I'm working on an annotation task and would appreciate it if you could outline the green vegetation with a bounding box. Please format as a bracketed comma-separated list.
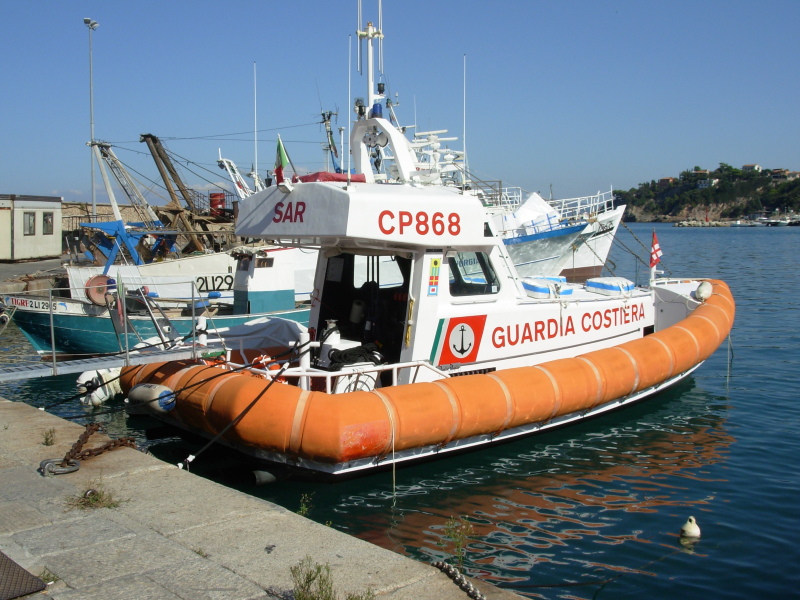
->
[614, 163, 800, 220]
[41, 428, 56, 446]
[39, 567, 59, 585]
[297, 492, 315, 517]
[290, 556, 375, 600]
[65, 481, 124, 510]
[439, 516, 475, 571]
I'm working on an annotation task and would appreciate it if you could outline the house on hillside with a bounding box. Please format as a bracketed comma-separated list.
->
[697, 178, 719, 189]
[742, 164, 762, 172]
[0, 195, 63, 261]
[770, 169, 798, 184]
[658, 177, 676, 188]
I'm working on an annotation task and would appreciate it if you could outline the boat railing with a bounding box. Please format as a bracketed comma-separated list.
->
[237, 358, 450, 394]
[549, 188, 616, 221]
[494, 212, 574, 238]
[2, 280, 207, 374]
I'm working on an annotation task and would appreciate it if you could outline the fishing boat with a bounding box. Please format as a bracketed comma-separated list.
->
[63, 142, 316, 306]
[2, 138, 318, 357]
[547, 189, 626, 281]
[116, 12, 734, 479]
[3, 246, 310, 357]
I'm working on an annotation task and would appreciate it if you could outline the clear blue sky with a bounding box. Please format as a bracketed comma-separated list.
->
[2, 0, 798, 204]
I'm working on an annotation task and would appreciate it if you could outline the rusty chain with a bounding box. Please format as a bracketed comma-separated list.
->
[40, 423, 137, 476]
[63, 423, 137, 462]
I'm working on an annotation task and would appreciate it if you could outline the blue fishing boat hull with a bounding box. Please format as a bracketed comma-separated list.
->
[9, 307, 310, 357]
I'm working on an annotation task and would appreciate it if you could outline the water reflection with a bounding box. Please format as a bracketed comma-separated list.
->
[272, 383, 734, 597]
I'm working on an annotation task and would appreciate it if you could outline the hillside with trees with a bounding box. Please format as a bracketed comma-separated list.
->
[614, 163, 800, 222]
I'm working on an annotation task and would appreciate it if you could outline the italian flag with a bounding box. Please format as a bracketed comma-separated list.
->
[274, 135, 289, 183]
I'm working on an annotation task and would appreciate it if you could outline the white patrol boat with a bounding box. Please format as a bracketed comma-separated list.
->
[117, 17, 734, 479]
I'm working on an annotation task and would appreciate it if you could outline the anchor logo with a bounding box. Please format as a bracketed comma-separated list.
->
[433, 315, 487, 365]
[449, 323, 475, 357]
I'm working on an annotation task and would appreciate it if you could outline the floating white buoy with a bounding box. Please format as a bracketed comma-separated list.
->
[680, 516, 701, 538]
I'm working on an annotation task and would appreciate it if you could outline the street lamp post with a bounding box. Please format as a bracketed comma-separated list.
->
[84, 18, 99, 218]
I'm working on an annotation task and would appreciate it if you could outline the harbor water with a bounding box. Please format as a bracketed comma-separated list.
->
[1, 222, 798, 599]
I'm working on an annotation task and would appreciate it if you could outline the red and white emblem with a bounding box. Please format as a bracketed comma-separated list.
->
[433, 315, 487, 365]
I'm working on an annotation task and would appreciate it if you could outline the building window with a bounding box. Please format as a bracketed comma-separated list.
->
[43, 212, 54, 235]
[23, 212, 35, 236]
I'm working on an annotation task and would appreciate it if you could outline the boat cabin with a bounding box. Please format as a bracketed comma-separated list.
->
[236, 165, 654, 387]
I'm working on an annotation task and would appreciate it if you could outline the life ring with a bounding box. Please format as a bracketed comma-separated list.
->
[85, 274, 114, 306]
[267, 361, 287, 383]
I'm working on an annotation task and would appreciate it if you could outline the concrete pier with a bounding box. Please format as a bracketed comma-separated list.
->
[0, 399, 520, 600]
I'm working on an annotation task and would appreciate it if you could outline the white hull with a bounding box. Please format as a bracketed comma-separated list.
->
[559, 205, 625, 281]
[67, 247, 318, 304]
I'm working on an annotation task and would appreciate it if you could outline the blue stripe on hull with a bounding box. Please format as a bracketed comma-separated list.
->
[502, 223, 586, 245]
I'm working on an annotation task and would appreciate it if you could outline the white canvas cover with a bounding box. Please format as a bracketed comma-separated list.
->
[501, 192, 562, 232]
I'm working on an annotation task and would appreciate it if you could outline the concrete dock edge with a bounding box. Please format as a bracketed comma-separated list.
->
[0, 398, 521, 600]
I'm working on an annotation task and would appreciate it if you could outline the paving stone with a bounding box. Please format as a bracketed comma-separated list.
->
[13, 515, 136, 558]
[41, 531, 198, 589]
[47, 572, 183, 600]
[0, 500, 53, 535]
[169, 511, 433, 596]
[108, 467, 283, 536]
[71, 447, 174, 481]
[146, 561, 269, 600]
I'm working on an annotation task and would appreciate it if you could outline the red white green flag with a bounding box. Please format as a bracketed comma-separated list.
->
[274, 136, 289, 183]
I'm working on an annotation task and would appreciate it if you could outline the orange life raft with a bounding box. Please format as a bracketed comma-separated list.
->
[120, 280, 734, 469]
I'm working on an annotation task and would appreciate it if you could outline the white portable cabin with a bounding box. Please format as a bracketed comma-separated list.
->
[0, 195, 63, 261]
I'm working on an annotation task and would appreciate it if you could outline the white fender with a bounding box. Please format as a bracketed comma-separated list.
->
[126, 383, 176, 414]
[77, 368, 122, 407]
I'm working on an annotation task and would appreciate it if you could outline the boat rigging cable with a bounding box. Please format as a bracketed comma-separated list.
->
[167, 342, 316, 471]
[95, 146, 180, 206]
[616, 221, 674, 276]
[151, 120, 321, 142]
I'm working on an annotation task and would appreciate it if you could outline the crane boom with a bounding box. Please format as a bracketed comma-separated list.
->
[217, 152, 254, 200]
[97, 143, 161, 229]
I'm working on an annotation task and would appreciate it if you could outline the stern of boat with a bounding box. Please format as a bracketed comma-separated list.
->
[651, 278, 707, 331]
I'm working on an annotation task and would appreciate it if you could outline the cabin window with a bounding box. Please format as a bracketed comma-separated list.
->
[43, 212, 54, 235]
[23, 212, 35, 236]
[353, 255, 405, 289]
[236, 256, 252, 271]
[448, 251, 500, 296]
[255, 256, 274, 269]
[317, 252, 412, 365]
